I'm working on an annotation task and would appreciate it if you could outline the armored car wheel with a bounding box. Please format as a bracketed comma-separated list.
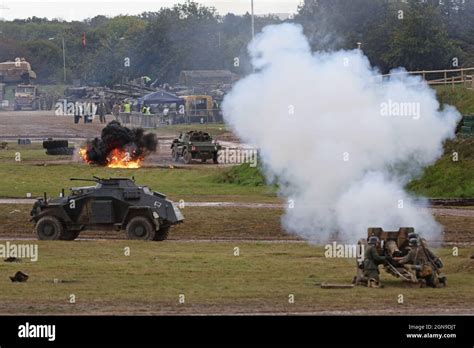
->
[183, 150, 192, 164]
[153, 226, 170, 241]
[171, 148, 179, 162]
[60, 229, 80, 241]
[35, 216, 64, 240]
[126, 217, 156, 240]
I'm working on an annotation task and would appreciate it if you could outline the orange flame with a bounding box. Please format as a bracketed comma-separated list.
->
[80, 147, 143, 168]
[106, 148, 143, 168]
[79, 148, 90, 163]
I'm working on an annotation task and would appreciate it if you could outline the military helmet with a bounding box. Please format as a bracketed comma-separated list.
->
[368, 236, 379, 245]
[408, 232, 420, 240]
[409, 238, 419, 246]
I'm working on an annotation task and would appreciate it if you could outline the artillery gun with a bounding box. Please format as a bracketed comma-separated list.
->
[358, 227, 417, 282]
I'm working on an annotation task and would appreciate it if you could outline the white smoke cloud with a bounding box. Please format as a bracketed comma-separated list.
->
[222, 23, 461, 243]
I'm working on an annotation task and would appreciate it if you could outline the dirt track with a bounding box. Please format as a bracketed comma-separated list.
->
[0, 110, 104, 139]
[2, 198, 474, 217]
[2, 200, 473, 245]
[0, 110, 246, 166]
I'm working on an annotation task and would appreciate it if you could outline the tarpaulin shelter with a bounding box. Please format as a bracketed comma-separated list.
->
[137, 90, 184, 105]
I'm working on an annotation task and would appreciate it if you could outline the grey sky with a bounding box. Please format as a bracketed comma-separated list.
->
[0, 0, 302, 20]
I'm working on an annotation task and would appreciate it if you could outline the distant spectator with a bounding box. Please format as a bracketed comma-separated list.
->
[123, 101, 131, 114]
[98, 101, 107, 123]
[142, 103, 151, 115]
[74, 101, 82, 124]
[112, 102, 121, 120]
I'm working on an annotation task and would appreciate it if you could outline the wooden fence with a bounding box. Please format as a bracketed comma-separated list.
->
[382, 67, 474, 89]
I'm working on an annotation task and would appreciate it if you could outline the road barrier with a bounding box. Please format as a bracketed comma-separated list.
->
[117, 109, 222, 128]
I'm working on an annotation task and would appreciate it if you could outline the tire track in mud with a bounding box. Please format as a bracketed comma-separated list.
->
[0, 237, 469, 246]
[1, 198, 474, 217]
[1, 199, 473, 245]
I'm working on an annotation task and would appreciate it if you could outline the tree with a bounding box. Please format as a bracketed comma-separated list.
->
[382, 1, 457, 71]
[0, 38, 27, 62]
[21, 40, 62, 83]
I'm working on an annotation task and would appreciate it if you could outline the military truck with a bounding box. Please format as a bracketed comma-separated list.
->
[30, 177, 184, 241]
[171, 130, 221, 164]
[14, 84, 40, 110]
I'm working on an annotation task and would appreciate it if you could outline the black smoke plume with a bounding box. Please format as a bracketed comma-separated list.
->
[83, 121, 157, 165]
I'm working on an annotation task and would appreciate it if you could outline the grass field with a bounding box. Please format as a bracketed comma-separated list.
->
[3, 126, 474, 201]
[0, 163, 277, 202]
[0, 142, 277, 201]
[0, 241, 472, 315]
[0, 142, 72, 161]
[407, 137, 474, 198]
[435, 86, 474, 115]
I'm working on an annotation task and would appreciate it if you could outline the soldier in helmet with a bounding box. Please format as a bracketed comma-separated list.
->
[395, 232, 420, 257]
[394, 238, 443, 287]
[358, 236, 388, 288]
[408, 232, 428, 247]
[406, 233, 445, 278]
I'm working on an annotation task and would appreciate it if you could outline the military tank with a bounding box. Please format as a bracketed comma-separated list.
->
[30, 177, 184, 241]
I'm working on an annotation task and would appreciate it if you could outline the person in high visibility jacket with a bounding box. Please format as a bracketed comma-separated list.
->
[123, 101, 131, 114]
[142, 76, 152, 87]
[141, 104, 151, 115]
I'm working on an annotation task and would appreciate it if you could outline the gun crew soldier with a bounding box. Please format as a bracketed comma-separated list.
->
[393, 238, 446, 288]
[355, 236, 389, 288]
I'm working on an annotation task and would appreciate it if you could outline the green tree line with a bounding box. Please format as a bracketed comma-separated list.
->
[0, 0, 472, 85]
